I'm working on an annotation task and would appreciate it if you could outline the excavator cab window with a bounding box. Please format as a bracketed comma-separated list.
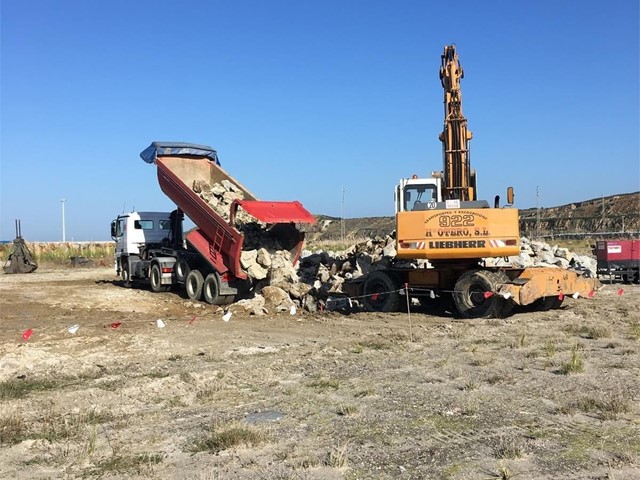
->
[404, 185, 437, 211]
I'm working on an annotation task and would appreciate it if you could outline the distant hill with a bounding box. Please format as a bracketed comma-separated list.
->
[311, 191, 640, 241]
[519, 191, 640, 238]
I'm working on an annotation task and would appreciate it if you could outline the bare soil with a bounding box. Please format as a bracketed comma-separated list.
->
[1, 267, 639, 479]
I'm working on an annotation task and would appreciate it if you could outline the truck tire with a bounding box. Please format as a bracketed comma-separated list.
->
[176, 258, 190, 283]
[203, 273, 220, 305]
[453, 269, 513, 319]
[150, 264, 170, 293]
[363, 271, 401, 312]
[185, 270, 204, 301]
[121, 259, 132, 288]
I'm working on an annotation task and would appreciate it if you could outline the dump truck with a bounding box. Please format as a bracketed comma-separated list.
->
[594, 239, 640, 284]
[360, 46, 598, 318]
[111, 142, 316, 304]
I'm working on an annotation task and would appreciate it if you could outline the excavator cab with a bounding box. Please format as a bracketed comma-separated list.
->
[395, 177, 442, 213]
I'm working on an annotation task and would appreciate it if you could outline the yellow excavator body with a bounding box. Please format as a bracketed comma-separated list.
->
[396, 207, 520, 260]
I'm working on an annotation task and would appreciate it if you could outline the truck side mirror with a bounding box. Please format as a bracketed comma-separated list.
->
[110, 221, 117, 239]
[506, 187, 514, 205]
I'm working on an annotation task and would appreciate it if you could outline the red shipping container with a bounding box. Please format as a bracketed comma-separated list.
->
[595, 240, 640, 283]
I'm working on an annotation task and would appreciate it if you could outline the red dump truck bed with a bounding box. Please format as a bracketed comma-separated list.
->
[154, 154, 315, 281]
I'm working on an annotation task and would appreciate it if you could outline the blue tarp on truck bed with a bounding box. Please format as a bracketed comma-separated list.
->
[140, 142, 220, 165]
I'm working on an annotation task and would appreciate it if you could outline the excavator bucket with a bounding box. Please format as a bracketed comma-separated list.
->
[2, 220, 38, 274]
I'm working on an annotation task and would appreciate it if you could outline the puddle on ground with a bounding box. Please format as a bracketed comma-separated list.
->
[245, 410, 285, 424]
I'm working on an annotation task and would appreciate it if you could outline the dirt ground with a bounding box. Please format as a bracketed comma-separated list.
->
[0, 267, 639, 480]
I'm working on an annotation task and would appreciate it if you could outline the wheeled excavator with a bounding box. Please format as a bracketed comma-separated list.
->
[361, 45, 597, 318]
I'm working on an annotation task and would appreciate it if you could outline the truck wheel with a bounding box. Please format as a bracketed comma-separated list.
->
[453, 270, 513, 319]
[150, 264, 169, 293]
[203, 273, 220, 305]
[363, 271, 401, 312]
[176, 258, 190, 283]
[121, 260, 132, 288]
[185, 270, 204, 301]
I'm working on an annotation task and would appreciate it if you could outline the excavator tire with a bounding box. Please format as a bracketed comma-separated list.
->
[453, 269, 514, 319]
[363, 270, 401, 312]
[185, 270, 204, 301]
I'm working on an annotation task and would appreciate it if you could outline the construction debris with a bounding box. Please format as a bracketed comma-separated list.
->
[192, 179, 596, 314]
[485, 236, 597, 275]
[193, 180, 297, 284]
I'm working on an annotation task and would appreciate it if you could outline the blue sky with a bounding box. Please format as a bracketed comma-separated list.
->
[1, 0, 638, 241]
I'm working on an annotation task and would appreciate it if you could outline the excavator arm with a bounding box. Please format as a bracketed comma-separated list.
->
[439, 45, 475, 201]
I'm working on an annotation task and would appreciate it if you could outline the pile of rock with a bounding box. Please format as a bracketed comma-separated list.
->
[485, 236, 597, 276]
[192, 179, 254, 225]
[193, 179, 298, 284]
[189, 180, 599, 315]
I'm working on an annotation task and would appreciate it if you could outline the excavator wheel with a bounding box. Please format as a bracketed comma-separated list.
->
[453, 269, 514, 319]
[363, 271, 401, 312]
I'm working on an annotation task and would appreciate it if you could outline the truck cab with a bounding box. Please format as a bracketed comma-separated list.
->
[111, 212, 172, 257]
[111, 211, 175, 285]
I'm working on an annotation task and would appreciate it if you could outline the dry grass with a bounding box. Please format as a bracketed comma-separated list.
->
[307, 378, 340, 391]
[560, 344, 585, 374]
[85, 452, 163, 477]
[0, 242, 114, 265]
[562, 393, 631, 420]
[0, 378, 61, 400]
[493, 435, 525, 459]
[336, 404, 358, 416]
[0, 415, 26, 446]
[485, 461, 513, 480]
[325, 442, 349, 468]
[192, 423, 267, 453]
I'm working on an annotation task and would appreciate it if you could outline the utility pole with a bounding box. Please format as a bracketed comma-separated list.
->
[61, 199, 66, 242]
[340, 187, 346, 242]
[536, 186, 540, 239]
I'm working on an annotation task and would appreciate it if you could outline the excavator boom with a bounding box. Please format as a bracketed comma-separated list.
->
[439, 45, 474, 201]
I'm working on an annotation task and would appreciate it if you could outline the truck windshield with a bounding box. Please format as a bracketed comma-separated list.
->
[404, 185, 437, 211]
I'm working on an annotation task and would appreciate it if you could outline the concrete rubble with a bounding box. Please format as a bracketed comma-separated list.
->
[485, 236, 597, 275]
[192, 177, 596, 314]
